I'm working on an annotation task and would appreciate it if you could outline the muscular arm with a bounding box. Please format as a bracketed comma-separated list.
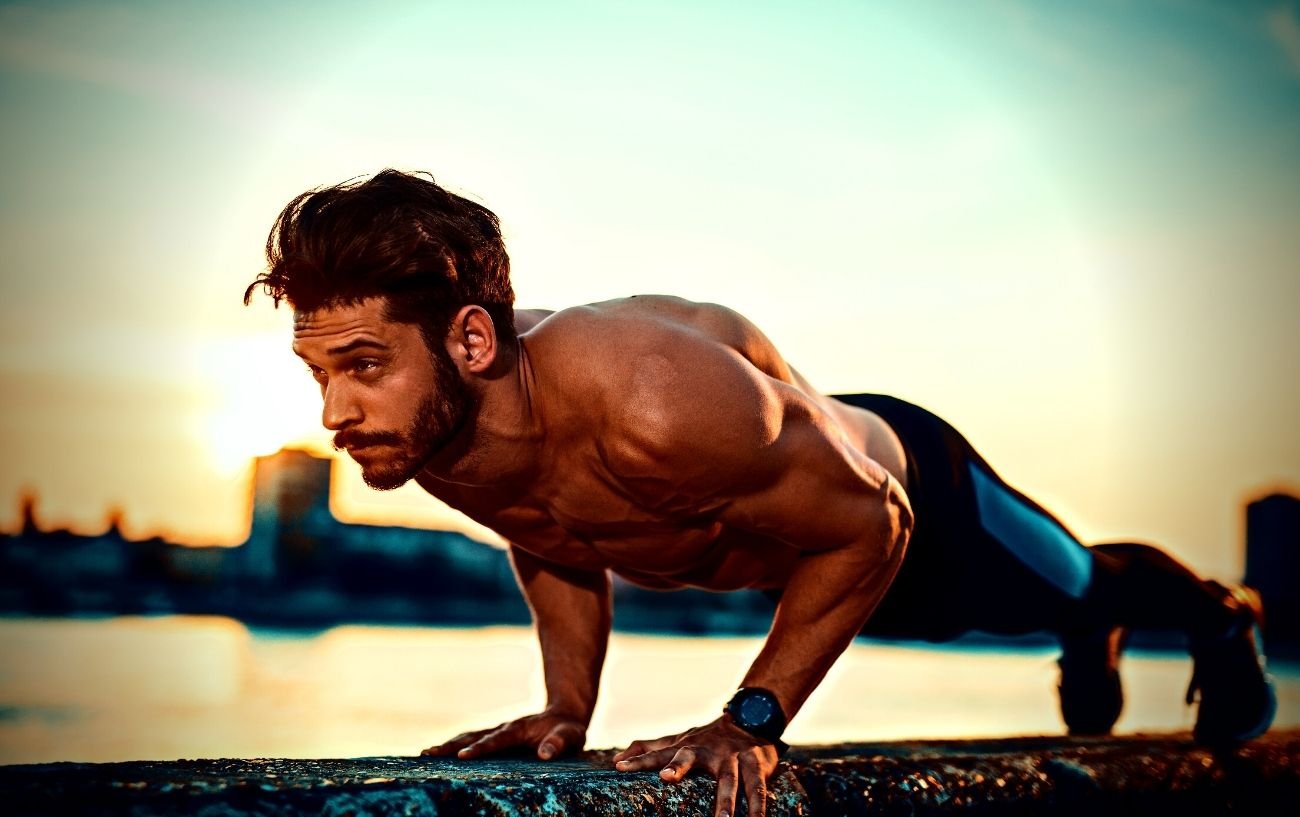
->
[728, 412, 912, 722]
[609, 345, 912, 817]
[423, 544, 611, 761]
[648, 387, 910, 716]
[511, 544, 612, 724]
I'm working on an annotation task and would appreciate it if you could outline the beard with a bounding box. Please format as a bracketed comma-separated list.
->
[332, 349, 474, 490]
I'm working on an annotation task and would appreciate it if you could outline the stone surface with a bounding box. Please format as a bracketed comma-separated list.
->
[2, 731, 1298, 816]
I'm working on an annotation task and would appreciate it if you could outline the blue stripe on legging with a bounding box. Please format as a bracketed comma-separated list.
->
[969, 463, 1093, 600]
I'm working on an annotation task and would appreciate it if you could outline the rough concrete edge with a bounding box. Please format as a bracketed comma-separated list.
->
[787, 731, 1300, 816]
[2, 731, 1298, 816]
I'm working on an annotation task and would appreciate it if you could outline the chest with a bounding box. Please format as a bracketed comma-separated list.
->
[428, 467, 727, 574]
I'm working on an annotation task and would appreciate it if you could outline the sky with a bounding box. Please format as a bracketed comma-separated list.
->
[1, 0, 1297, 579]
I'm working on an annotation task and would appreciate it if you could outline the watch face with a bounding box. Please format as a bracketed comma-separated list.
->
[727, 688, 786, 743]
[737, 692, 775, 727]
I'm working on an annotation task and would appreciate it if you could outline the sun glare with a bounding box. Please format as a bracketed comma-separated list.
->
[196, 335, 328, 476]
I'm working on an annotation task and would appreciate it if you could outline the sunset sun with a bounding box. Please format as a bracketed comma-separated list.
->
[196, 335, 328, 476]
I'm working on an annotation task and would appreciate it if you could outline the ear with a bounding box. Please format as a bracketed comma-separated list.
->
[445, 305, 499, 374]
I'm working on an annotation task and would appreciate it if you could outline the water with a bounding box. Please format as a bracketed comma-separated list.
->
[1, 616, 1296, 765]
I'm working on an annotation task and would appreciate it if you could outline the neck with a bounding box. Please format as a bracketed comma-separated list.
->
[421, 337, 545, 487]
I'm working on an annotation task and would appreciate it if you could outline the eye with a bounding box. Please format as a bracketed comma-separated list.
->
[306, 364, 327, 383]
[352, 358, 381, 376]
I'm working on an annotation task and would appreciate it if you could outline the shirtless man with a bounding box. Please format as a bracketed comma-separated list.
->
[246, 170, 1276, 817]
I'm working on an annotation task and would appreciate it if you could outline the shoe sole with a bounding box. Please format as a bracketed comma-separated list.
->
[1194, 673, 1277, 744]
[1191, 596, 1277, 745]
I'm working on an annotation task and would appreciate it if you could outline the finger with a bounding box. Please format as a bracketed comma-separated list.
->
[714, 755, 739, 817]
[611, 741, 643, 763]
[658, 747, 697, 783]
[421, 729, 492, 756]
[458, 725, 519, 758]
[612, 734, 678, 762]
[614, 746, 682, 773]
[537, 721, 584, 760]
[740, 754, 769, 817]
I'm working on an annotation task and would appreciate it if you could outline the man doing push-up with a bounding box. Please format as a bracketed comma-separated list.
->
[245, 169, 1276, 817]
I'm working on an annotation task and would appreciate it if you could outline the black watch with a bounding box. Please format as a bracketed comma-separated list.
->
[724, 687, 789, 755]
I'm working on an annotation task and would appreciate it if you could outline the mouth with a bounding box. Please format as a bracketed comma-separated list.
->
[334, 431, 406, 461]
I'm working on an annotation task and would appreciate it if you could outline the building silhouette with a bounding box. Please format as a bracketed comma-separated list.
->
[1245, 492, 1300, 651]
[243, 448, 334, 583]
[236, 448, 523, 610]
[0, 448, 526, 624]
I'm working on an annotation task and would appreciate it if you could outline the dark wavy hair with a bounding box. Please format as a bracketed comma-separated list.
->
[244, 169, 515, 348]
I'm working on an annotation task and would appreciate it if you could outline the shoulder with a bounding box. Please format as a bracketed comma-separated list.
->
[526, 295, 782, 376]
[525, 295, 703, 339]
[531, 297, 793, 500]
[514, 308, 555, 334]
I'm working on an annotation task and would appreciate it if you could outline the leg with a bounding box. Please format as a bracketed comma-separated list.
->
[1073, 542, 1275, 741]
[965, 488, 1277, 740]
[833, 394, 1276, 741]
[947, 467, 1133, 733]
[1079, 542, 1242, 635]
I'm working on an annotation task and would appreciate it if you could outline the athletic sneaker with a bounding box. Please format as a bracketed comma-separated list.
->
[1057, 625, 1128, 735]
[1186, 584, 1277, 744]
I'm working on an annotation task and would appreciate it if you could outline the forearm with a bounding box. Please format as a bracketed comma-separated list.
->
[510, 545, 612, 722]
[741, 496, 911, 721]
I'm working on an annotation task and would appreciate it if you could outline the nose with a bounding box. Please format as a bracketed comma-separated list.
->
[322, 381, 362, 431]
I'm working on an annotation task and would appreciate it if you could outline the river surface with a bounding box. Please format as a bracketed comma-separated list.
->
[1, 615, 1297, 764]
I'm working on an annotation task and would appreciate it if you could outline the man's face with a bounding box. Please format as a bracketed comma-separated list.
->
[292, 297, 472, 490]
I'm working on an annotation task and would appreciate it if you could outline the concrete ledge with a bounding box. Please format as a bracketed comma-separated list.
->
[3, 730, 1298, 816]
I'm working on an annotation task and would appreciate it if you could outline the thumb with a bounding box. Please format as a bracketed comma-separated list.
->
[537, 721, 582, 760]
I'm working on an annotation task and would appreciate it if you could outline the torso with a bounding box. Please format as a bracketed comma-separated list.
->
[418, 296, 909, 593]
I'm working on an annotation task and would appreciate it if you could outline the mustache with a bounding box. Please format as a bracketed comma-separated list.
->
[332, 429, 404, 451]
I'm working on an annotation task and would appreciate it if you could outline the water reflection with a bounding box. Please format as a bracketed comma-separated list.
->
[1, 616, 248, 707]
[1, 616, 1297, 764]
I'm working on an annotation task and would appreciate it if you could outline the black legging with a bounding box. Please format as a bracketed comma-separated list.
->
[828, 394, 1234, 641]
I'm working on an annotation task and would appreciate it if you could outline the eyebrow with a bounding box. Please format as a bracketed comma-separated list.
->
[325, 338, 389, 357]
[294, 338, 390, 361]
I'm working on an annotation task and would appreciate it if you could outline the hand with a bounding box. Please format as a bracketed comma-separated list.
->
[612, 716, 781, 817]
[420, 709, 587, 761]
